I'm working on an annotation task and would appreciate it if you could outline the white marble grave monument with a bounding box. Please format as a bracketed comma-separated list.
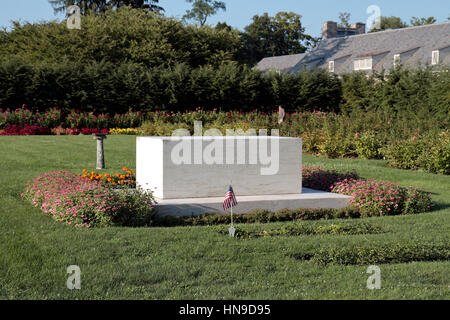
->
[136, 136, 350, 216]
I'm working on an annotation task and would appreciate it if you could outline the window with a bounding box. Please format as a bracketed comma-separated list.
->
[432, 50, 439, 65]
[354, 57, 373, 70]
[393, 54, 401, 67]
[328, 61, 335, 73]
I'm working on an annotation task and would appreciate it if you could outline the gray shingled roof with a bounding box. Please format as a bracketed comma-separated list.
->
[257, 22, 450, 74]
[255, 53, 306, 73]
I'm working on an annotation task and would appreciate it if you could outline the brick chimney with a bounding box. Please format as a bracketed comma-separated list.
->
[322, 21, 366, 39]
[322, 21, 337, 39]
[351, 22, 366, 35]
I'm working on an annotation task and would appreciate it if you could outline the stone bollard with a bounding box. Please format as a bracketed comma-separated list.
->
[93, 133, 107, 169]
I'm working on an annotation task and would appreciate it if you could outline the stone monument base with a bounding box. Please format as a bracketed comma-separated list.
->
[155, 188, 351, 216]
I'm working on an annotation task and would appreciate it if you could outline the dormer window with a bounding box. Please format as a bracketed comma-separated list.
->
[432, 50, 439, 65]
[328, 61, 335, 73]
[354, 57, 373, 70]
[393, 54, 401, 67]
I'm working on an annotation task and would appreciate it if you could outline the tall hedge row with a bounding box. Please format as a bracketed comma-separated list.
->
[0, 58, 448, 120]
[0, 58, 342, 114]
[341, 66, 450, 123]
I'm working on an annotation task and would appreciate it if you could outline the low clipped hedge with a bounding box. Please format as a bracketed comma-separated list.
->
[216, 222, 384, 239]
[293, 242, 450, 266]
[153, 207, 361, 227]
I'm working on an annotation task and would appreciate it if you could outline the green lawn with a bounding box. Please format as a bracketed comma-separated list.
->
[0, 135, 449, 299]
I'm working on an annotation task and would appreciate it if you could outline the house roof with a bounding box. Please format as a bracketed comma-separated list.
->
[255, 53, 306, 73]
[256, 21, 450, 74]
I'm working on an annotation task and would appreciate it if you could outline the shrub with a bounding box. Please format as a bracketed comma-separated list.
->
[113, 110, 144, 128]
[35, 107, 62, 128]
[383, 134, 426, 170]
[317, 127, 356, 158]
[0, 7, 241, 68]
[21, 171, 155, 227]
[304, 242, 450, 265]
[66, 110, 97, 128]
[384, 130, 449, 174]
[302, 166, 359, 192]
[50, 127, 109, 135]
[332, 178, 432, 216]
[80, 167, 136, 188]
[94, 113, 111, 129]
[109, 128, 139, 135]
[153, 207, 361, 227]
[51, 127, 76, 135]
[0, 124, 51, 135]
[301, 130, 326, 154]
[426, 131, 450, 175]
[216, 222, 383, 239]
[138, 121, 192, 136]
[354, 131, 383, 159]
[0, 106, 35, 127]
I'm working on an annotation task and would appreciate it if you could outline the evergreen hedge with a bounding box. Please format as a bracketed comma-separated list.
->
[0, 60, 448, 119]
[0, 58, 342, 114]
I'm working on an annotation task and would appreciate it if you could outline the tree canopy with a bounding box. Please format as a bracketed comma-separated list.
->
[369, 16, 436, 32]
[183, 0, 226, 26]
[338, 12, 351, 28]
[238, 12, 315, 65]
[410, 16, 437, 26]
[48, 0, 107, 15]
[48, 0, 163, 15]
[0, 7, 239, 68]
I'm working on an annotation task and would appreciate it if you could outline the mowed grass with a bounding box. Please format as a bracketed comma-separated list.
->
[0, 135, 449, 300]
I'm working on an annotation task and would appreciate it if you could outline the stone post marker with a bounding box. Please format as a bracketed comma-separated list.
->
[93, 133, 107, 169]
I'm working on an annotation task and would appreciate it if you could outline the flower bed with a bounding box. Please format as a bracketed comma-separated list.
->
[51, 127, 109, 135]
[21, 171, 155, 227]
[302, 166, 359, 191]
[1, 106, 447, 174]
[109, 128, 138, 135]
[0, 124, 51, 135]
[331, 178, 432, 217]
[81, 167, 136, 188]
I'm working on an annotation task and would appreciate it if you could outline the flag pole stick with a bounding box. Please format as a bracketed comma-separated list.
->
[231, 205, 233, 228]
[230, 181, 233, 228]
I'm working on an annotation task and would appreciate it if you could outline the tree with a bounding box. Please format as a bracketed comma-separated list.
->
[410, 16, 436, 26]
[108, 0, 163, 12]
[48, 0, 163, 15]
[183, 0, 226, 26]
[215, 21, 233, 32]
[338, 12, 351, 28]
[48, 0, 108, 15]
[1, 7, 240, 68]
[369, 16, 408, 32]
[239, 12, 315, 65]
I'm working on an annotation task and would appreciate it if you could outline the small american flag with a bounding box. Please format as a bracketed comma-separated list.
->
[223, 185, 237, 211]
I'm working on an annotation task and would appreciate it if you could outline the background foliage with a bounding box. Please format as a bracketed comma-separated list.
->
[0, 7, 240, 68]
